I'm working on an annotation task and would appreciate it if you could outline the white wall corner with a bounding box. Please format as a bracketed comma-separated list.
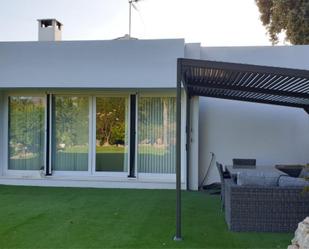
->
[184, 43, 201, 59]
[183, 43, 201, 189]
[188, 96, 199, 190]
[198, 98, 309, 185]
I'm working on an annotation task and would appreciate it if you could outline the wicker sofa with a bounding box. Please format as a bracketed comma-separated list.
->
[224, 178, 309, 232]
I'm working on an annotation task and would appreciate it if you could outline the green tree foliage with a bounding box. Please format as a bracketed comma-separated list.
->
[96, 97, 125, 146]
[9, 97, 44, 156]
[138, 97, 176, 145]
[55, 96, 89, 148]
[255, 0, 309, 44]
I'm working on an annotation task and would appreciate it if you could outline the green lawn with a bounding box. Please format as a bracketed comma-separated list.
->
[0, 186, 292, 249]
[64, 145, 172, 155]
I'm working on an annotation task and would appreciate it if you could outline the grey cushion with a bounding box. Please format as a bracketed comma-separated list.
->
[278, 176, 309, 187]
[299, 167, 309, 178]
[237, 172, 278, 187]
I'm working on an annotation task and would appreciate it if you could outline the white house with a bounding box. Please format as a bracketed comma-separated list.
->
[0, 19, 308, 190]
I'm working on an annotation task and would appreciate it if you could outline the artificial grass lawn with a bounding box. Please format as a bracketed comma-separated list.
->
[0, 186, 292, 249]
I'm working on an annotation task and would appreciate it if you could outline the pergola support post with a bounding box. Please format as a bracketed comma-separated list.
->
[186, 93, 191, 191]
[174, 60, 182, 241]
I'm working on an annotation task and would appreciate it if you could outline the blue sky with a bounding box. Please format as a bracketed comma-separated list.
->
[0, 0, 279, 46]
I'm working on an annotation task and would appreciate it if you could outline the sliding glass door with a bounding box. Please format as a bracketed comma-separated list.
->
[95, 97, 128, 173]
[52, 96, 89, 171]
[6, 93, 176, 178]
[8, 96, 45, 170]
[137, 97, 176, 174]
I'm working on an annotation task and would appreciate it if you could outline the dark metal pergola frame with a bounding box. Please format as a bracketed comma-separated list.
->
[174, 58, 309, 240]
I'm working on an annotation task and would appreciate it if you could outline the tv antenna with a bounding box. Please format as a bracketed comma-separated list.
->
[128, 0, 143, 38]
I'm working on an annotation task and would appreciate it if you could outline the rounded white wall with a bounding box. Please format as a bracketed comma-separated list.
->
[199, 97, 309, 185]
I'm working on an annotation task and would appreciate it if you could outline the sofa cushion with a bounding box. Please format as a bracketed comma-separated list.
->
[278, 176, 309, 187]
[237, 172, 279, 187]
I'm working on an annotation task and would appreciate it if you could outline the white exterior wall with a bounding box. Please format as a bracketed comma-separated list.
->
[0, 39, 184, 88]
[188, 96, 199, 190]
[201, 45, 309, 70]
[1, 39, 309, 188]
[199, 98, 309, 184]
[184, 43, 201, 190]
[196, 45, 309, 184]
[0, 39, 188, 189]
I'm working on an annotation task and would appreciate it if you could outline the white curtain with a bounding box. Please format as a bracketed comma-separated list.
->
[137, 97, 176, 174]
[8, 96, 45, 170]
[52, 96, 89, 171]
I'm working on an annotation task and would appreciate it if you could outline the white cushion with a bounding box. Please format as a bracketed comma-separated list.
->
[278, 176, 309, 187]
[299, 167, 309, 178]
[237, 172, 278, 187]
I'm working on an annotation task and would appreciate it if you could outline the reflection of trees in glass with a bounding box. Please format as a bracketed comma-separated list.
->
[53, 96, 89, 171]
[55, 96, 89, 149]
[95, 97, 127, 172]
[138, 97, 176, 147]
[96, 98, 125, 146]
[137, 97, 176, 174]
[9, 97, 44, 158]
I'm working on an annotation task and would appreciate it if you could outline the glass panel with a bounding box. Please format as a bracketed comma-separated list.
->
[52, 96, 89, 171]
[137, 97, 176, 174]
[8, 96, 45, 170]
[96, 97, 128, 172]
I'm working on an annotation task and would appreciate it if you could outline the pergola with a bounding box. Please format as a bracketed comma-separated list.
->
[174, 58, 309, 240]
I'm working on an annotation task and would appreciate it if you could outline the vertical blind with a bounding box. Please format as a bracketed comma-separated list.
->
[7, 95, 177, 175]
[137, 97, 176, 174]
[52, 96, 89, 171]
[8, 96, 45, 170]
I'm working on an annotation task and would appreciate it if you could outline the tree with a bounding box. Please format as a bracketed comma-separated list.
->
[96, 98, 125, 146]
[55, 96, 89, 148]
[138, 97, 176, 146]
[255, 0, 309, 44]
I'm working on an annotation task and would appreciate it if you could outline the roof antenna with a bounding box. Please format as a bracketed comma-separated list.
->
[128, 0, 143, 38]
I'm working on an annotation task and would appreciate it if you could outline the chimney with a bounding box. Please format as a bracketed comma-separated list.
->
[37, 19, 63, 41]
